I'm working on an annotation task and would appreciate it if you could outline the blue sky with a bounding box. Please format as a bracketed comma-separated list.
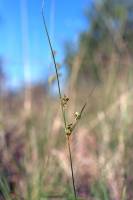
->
[0, 0, 91, 89]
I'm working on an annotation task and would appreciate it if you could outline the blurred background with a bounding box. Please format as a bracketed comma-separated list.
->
[0, 0, 133, 199]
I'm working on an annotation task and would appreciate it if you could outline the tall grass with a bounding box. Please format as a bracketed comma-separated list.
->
[41, 1, 87, 199]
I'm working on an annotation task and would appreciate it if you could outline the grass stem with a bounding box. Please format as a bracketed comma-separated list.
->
[42, 0, 66, 128]
[42, 1, 77, 199]
[67, 136, 77, 199]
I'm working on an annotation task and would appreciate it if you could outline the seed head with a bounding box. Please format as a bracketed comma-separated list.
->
[61, 94, 69, 108]
[65, 123, 73, 136]
[74, 112, 81, 120]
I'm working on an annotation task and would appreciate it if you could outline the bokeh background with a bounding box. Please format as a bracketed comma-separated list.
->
[0, 0, 133, 199]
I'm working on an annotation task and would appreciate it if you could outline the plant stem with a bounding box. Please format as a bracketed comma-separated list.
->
[42, 1, 77, 199]
[42, 0, 66, 128]
[67, 136, 77, 199]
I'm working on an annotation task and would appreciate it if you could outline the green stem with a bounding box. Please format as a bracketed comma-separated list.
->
[42, 0, 66, 128]
[67, 136, 77, 199]
[42, 2, 77, 199]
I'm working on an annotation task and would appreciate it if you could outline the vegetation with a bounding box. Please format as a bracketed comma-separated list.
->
[0, 0, 133, 199]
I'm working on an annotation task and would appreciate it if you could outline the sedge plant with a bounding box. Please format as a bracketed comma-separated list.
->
[42, 1, 86, 199]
